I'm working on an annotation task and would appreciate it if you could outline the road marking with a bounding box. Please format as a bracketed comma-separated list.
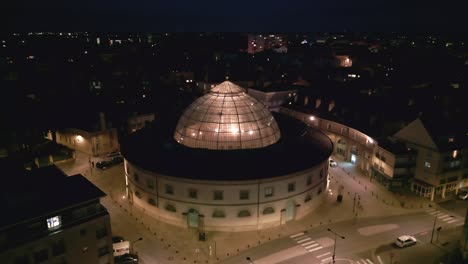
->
[304, 243, 320, 249]
[428, 211, 438, 215]
[438, 214, 450, 219]
[436, 212, 446, 216]
[321, 257, 333, 262]
[317, 252, 331, 258]
[366, 259, 374, 264]
[377, 255, 384, 264]
[308, 246, 323, 252]
[301, 241, 317, 246]
[293, 235, 308, 241]
[446, 219, 457, 224]
[426, 208, 436, 212]
[290, 232, 304, 238]
[297, 237, 312, 243]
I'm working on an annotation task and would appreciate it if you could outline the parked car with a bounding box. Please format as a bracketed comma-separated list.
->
[111, 156, 124, 165]
[395, 235, 417, 248]
[114, 253, 138, 264]
[329, 159, 338, 167]
[112, 236, 125, 244]
[107, 151, 122, 158]
[458, 188, 468, 200]
[96, 160, 112, 170]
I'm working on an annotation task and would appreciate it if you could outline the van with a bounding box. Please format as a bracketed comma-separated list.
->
[113, 241, 130, 256]
[458, 188, 468, 200]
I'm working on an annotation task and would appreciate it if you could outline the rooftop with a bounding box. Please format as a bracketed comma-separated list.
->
[122, 113, 333, 181]
[0, 164, 106, 230]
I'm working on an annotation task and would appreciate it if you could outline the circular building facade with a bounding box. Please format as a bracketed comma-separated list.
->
[121, 81, 333, 232]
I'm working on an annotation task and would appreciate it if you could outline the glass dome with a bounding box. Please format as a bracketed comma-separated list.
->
[174, 81, 281, 150]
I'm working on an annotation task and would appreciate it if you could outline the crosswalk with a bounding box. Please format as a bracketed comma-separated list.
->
[426, 208, 461, 224]
[290, 232, 378, 264]
[355, 259, 375, 264]
[290, 232, 325, 253]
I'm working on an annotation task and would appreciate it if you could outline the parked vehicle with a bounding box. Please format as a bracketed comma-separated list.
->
[458, 188, 468, 200]
[395, 235, 417, 248]
[114, 253, 138, 264]
[96, 160, 112, 170]
[113, 241, 130, 256]
[107, 151, 122, 158]
[329, 159, 338, 167]
[111, 156, 124, 165]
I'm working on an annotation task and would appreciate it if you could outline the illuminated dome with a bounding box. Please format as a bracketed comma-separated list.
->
[174, 81, 281, 150]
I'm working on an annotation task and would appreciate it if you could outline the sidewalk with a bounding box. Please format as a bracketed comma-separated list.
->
[59, 150, 445, 264]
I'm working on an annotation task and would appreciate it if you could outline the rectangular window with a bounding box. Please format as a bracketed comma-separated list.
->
[52, 239, 66, 256]
[34, 249, 48, 263]
[288, 182, 296, 192]
[46, 216, 61, 230]
[425, 161, 431, 168]
[165, 184, 174, 195]
[213, 191, 224, 200]
[264, 187, 274, 198]
[95, 225, 108, 239]
[97, 245, 110, 257]
[306, 175, 312, 186]
[188, 188, 197, 199]
[147, 179, 154, 189]
[14, 256, 29, 264]
[239, 190, 250, 200]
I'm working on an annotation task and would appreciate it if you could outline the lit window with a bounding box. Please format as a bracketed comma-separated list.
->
[47, 216, 61, 229]
[448, 137, 454, 142]
[264, 187, 274, 198]
[452, 150, 458, 159]
[425, 161, 431, 168]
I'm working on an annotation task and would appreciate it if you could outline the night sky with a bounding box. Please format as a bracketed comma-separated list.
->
[2, 0, 468, 32]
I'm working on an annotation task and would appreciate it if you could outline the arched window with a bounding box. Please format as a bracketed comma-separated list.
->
[212, 209, 226, 218]
[317, 187, 322, 195]
[304, 194, 312, 202]
[262, 207, 275, 215]
[165, 204, 176, 212]
[238, 210, 251, 217]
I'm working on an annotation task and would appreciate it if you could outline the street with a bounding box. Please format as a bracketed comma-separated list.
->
[56, 152, 466, 264]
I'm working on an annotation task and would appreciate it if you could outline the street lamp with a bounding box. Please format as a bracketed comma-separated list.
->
[430, 214, 454, 243]
[327, 228, 345, 263]
[131, 237, 143, 254]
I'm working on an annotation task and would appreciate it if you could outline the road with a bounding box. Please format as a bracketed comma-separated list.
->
[219, 211, 464, 264]
[56, 152, 466, 264]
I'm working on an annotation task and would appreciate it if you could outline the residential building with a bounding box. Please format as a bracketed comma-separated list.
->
[0, 163, 113, 264]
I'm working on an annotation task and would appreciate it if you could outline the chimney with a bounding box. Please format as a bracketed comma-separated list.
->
[99, 112, 106, 131]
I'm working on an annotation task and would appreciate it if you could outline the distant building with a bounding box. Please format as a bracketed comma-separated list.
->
[247, 87, 298, 111]
[49, 113, 119, 157]
[0, 164, 113, 264]
[247, 34, 287, 54]
[127, 113, 155, 133]
[335, 55, 353, 67]
[393, 118, 468, 200]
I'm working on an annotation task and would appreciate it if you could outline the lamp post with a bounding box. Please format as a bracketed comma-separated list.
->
[431, 214, 454, 243]
[131, 237, 143, 254]
[327, 228, 345, 263]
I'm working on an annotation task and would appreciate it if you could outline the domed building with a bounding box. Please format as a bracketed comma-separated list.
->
[121, 81, 333, 232]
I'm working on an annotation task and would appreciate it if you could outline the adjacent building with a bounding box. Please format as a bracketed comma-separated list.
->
[0, 163, 113, 264]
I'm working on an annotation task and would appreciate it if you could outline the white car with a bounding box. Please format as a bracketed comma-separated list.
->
[329, 159, 338, 167]
[458, 189, 468, 200]
[396, 235, 417, 248]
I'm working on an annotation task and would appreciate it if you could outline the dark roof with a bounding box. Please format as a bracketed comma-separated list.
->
[419, 116, 468, 151]
[121, 113, 333, 181]
[377, 137, 417, 155]
[0, 165, 106, 229]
